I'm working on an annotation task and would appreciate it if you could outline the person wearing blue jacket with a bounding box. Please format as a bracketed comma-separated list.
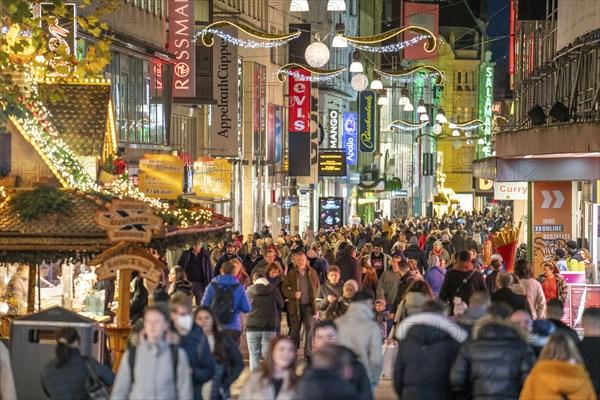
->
[423, 255, 446, 298]
[169, 293, 216, 400]
[201, 260, 252, 345]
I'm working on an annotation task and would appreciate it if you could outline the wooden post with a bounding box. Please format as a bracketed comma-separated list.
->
[26, 264, 36, 314]
[105, 269, 133, 372]
[115, 269, 132, 326]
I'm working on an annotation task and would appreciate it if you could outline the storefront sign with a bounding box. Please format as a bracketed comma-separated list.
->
[532, 181, 573, 274]
[94, 254, 163, 283]
[272, 105, 284, 164]
[494, 181, 528, 200]
[342, 112, 358, 165]
[318, 151, 346, 177]
[192, 158, 232, 198]
[327, 110, 339, 148]
[475, 178, 494, 196]
[288, 68, 310, 133]
[482, 66, 493, 138]
[210, 26, 238, 156]
[253, 63, 267, 157]
[138, 154, 184, 199]
[297, 85, 319, 184]
[568, 285, 600, 330]
[96, 200, 163, 243]
[40, 3, 76, 76]
[359, 91, 375, 153]
[169, 0, 195, 98]
[319, 197, 344, 230]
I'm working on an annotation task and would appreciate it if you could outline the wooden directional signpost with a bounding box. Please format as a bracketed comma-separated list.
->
[93, 200, 164, 371]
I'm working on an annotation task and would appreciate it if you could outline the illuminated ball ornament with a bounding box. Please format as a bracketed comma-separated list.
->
[305, 41, 330, 68]
[351, 73, 369, 92]
[432, 123, 443, 135]
[453, 139, 462, 149]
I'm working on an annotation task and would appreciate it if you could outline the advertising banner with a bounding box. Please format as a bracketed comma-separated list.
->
[274, 106, 283, 164]
[288, 68, 311, 133]
[359, 91, 375, 153]
[169, 0, 195, 98]
[193, 158, 232, 198]
[494, 181, 528, 200]
[210, 26, 238, 157]
[475, 178, 494, 197]
[319, 197, 344, 230]
[342, 112, 358, 165]
[138, 154, 184, 199]
[532, 181, 572, 274]
[327, 109, 340, 148]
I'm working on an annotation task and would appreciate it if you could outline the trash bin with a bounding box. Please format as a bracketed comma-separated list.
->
[9, 306, 104, 400]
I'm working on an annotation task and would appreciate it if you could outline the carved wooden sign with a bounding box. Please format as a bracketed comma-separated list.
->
[96, 200, 163, 243]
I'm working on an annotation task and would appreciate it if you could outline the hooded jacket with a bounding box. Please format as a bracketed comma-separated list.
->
[403, 244, 428, 273]
[178, 324, 216, 400]
[450, 316, 536, 400]
[336, 248, 362, 287]
[200, 274, 251, 332]
[335, 301, 384, 384]
[520, 360, 596, 400]
[246, 278, 284, 331]
[394, 324, 463, 400]
[394, 292, 430, 323]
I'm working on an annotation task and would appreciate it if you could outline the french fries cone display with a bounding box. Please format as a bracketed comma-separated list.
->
[491, 221, 522, 272]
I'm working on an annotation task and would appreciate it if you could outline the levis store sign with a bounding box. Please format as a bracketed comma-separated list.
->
[288, 68, 310, 133]
[169, 0, 195, 98]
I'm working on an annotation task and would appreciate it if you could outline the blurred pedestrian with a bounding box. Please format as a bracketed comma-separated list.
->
[0, 341, 16, 400]
[577, 307, 600, 395]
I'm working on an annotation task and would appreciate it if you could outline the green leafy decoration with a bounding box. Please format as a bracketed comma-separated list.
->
[9, 185, 74, 222]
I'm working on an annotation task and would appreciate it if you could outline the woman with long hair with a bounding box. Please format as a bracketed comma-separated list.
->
[520, 331, 596, 399]
[514, 259, 546, 320]
[168, 265, 192, 297]
[239, 336, 298, 399]
[195, 307, 244, 400]
[360, 257, 379, 294]
[536, 262, 568, 303]
[394, 280, 434, 324]
[41, 328, 114, 399]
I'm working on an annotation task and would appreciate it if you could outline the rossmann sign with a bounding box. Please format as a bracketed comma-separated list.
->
[169, 0, 195, 98]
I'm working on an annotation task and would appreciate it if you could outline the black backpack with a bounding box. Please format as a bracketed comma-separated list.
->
[210, 281, 239, 324]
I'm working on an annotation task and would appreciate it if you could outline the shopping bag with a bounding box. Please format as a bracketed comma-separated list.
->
[380, 341, 398, 380]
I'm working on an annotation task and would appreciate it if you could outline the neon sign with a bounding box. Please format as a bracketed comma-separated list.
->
[483, 66, 493, 137]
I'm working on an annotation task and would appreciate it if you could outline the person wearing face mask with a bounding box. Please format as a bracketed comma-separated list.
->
[169, 293, 216, 400]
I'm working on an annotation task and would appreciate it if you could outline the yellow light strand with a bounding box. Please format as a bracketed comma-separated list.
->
[338, 26, 437, 53]
[200, 21, 301, 47]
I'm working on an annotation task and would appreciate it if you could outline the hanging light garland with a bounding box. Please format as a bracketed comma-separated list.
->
[374, 65, 446, 85]
[0, 185, 8, 209]
[454, 119, 486, 131]
[337, 26, 436, 54]
[388, 120, 429, 132]
[276, 63, 346, 82]
[197, 21, 301, 48]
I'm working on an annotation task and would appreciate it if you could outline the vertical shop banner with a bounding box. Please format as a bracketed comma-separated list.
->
[288, 132, 311, 176]
[296, 85, 319, 184]
[343, 112, 358, 165]
[274, 106, 283, 164]
[268, 104, 276, 162]
[288, 68, 311, 133]
[532, 181, 573, 274]
[193, 158, 232, 198]
[169, 0, 195, 98]
[402, 2, 439, 60]
[359, 91, 376, 153]
[139, 154, 184, 199]
[327, 109, 340, 148]
[210, 26, 238, 157]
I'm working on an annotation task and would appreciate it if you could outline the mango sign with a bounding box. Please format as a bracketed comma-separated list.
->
[193, 158, 232, 198]
[138, 154, 184, 199]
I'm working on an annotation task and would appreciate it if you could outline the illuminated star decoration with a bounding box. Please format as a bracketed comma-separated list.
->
[375, 65, 446, 85]
[388, 120, 429, 132]
[197, 21, 301, 48]
[276, 63, 346, 82]
[338, 26, 436, 53]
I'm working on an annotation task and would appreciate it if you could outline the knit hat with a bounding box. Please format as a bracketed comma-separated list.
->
[409, 236, 419, 245]
[441, 233, 450, 241]
[233, 240, 242, 249]
[343, 279, 359, 292]
[566, 241, 578, 251]
[375, 298, 386, 308]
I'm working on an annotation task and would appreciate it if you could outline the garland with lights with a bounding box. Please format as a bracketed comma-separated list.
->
[453, 119, 486, 131]
[197, 21, 301, 48]
[388, 120, 429, 132]
[276, 63, 346, 82]
[353, 35, 430, 53]
[338, 26, 436, 53]
[375, 65, 446, 85]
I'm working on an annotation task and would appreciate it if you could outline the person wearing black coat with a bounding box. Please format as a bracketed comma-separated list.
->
[403, 237, 428, 273]
[129, 272, 148, 323]
[178, 244, 214, 305]
[439, 251, 487, 314]
[450, 315, 536, 400]
[394, 305, 465, 400]
[490, 271, 527, 312]
[42, 328, 115, 400]
[245, 274, 284, 371]
[336, 245, 362, 289]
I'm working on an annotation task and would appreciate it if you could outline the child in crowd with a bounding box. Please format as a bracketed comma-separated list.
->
[375, 298, 392, 341]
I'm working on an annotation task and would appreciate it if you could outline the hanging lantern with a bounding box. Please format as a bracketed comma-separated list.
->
[378, 94, 389, 106]
[305, 38, 330, 68]
[452, 129, 460, 137]
[290, 0, 309, 11]
[404, 102, 414, 112]
[477, 138, 485, 145]
[327, 0, 347, 11]
[351, 73, 369, 91]
[419, 113, 429, 122]
[349, 51, 363, 73]
[416, 99, 427, 114]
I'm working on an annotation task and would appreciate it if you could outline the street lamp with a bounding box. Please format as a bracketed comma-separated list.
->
[452, 129, 460, 137]
[419, 112, 430, 122]
[349, 52, 364, 73]
[290, 0, 309, 11]
[399, 85, 410, 106]
[435, 107, 448, 124]
[332, 21, 347, 48]
[416, 99, 427, 114]
[404, 102, 414, 112]
[327, 0, 347, 11]
[370, 72, 383, 90]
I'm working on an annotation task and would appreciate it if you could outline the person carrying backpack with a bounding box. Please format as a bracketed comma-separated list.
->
[201, 260, 252, 345]
[111, 306, 193, 400]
